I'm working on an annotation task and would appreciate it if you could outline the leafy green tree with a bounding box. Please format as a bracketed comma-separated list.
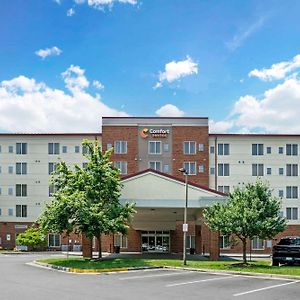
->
[38, 140, 135, 259]
[204, 181, 287, 264]
[16, 227, 47, 251]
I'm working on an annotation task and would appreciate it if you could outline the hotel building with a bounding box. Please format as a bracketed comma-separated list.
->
[0, 117, 299, 257]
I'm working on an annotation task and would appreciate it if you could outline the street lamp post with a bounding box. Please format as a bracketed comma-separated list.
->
[178, 168, 188, 265]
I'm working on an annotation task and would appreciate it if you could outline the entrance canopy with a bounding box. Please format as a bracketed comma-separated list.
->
[120, 170, 227, 230]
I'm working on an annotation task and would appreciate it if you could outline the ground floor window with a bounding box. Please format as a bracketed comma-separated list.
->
[141, 231, 170, 252]
[219, 235, 230, 249]
[251, 237, 265, 250]
[48, 233, 60, 247]
[186, 235, 196, 249]
[114, 234, 128, 248]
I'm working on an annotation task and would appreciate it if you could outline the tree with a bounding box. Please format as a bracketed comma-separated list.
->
[203, 181, 287, 264]
[38, 139, 135, 259]
[16, 227, 47, 251]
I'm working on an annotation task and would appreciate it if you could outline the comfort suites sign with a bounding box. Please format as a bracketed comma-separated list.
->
[140, 128, 170, 138]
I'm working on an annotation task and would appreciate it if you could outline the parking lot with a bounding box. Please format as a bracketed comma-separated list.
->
[0, 253, 300, 300]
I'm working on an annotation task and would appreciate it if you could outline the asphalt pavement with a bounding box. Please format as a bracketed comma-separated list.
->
[0, 253, 299, 300]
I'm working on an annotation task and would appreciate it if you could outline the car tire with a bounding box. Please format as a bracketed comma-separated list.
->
[272, 260, 279, 266]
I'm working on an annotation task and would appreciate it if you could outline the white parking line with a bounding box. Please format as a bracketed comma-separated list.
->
[233, 280, 300, 297]
[166, 275, 237, 287]
[119, 271, 193, 280]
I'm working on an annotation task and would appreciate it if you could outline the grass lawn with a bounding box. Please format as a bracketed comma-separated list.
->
[38, 257, 300, 276]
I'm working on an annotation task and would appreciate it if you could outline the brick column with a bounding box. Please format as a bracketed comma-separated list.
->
[82, 235, 92, 259]
[209, 230, 220, 260]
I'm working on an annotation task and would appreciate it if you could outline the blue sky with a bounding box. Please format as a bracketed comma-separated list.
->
[1, 0, 300, 133]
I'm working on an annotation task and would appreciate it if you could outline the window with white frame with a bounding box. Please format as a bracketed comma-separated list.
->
[198, 164, 205, 173]
[286, 144, 298, 156]
[266, 167, 272, 175]
[278, 146, 284, 154]
[279, 189, 284, 198]
[16, 143, 27, 154]
[183, 141, 196, 154]
[114, 141, 127, 154]
[266, 147, 271, 154]
[149, 161, 161, 172]
[8, 145, 13, 153]
[8, 187, 13, 196]
[210, 167, 215, 175]
[286, 164, 298, 176]
[62, 145, 67, 153]
[49, 184, 58, 197]
[148, 141, 161, 155]
[114, 161, 128, 175]
[286, 207, 298, 220]
[16, 163, 27, 175]
[219, 235, 230, 249]
[163, 164, 170, 173]
[48, 143, 60, 155]
[186, 235, 196, 249]
[210, 146, 215, 154]
[218, 163, 229, 176]
[82, 145, 88, 154]
[279, 167, 284, 175]
[74, 145, 80, 153]
[198, 144, 205, 152]
[251, 237, 265, 250]
[252, 144, 264, 155]
[48, 162, 57, 175]
[218, 143, 230, 155]
[163, 143, 169, 152]
[8, 208, 13, 216]
[16, 205, 27, 218]
[252, 164, 264, 176]
[286, 186, 298, 199]
[218, 186, 230, 194]
[8, 166, 13, 174]
[16, 184, 27, 197]
[183, 162, 196, 175]
[48, 234, 61, 247]
[114, 234, 128, 248]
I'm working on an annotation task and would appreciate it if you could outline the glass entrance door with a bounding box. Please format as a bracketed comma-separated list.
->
[141, 231, 170, 252]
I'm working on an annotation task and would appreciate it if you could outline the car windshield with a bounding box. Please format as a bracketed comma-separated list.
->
[278, 238, 300, 245]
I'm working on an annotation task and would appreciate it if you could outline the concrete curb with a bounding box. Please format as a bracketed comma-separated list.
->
[32, 261, 163, 274]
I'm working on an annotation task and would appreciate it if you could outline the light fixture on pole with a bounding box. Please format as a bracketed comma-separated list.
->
[178, 167, 188, 265]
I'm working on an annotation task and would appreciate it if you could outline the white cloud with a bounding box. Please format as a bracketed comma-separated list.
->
[154, 56, 198, 89]
[155, 104, 185, 117]
[67, 8, 75, 16]
[93, 80, 104, 90]
[209, 120, 234, 133]
[53, 0, 61, 4]
[74, 0, 137, 10]
[35, 46, 62, 59]
[0, 66, 128, 133]
[249, 54, 300, 81]
[226, 17, 265, 51]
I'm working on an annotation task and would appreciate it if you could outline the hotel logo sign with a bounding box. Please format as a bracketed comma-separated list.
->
[140, 128, 170, 138]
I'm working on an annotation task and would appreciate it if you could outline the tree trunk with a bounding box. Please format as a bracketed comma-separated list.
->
[242, 238, 247, 264]
[97, 235, 102, 259]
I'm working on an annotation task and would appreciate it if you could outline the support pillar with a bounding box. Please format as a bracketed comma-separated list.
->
[82, 235, 92, 259]
[209, 231, 220, 260]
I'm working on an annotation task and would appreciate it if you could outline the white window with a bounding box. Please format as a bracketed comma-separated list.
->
[266, 147, 271, 154]
[198, 164, 205, 173]
[16, 163, 27, 175]
[8, 187, 13, 196]
[218, 186, 230, 194]
[8, 208, 13, 216]
[186, 235, 195, 249]
[286, 186, 298, 199]
[252, 164, 264, 176]
[183, 162, 196, 175]
[114, 141, 127, 154]
[62, 146, 67, 153]
[82, 146, 88, 154]
[16, 184, 27, 197]
[210, 167, 215, 175]
[16, 205, 27, 218]
[218, 143, 230, 155]
[8, 166, 13, 174]
[286, 164, 298, 176]
[219, 235, 230, 249]
[74, 146, 80, 153]
[198, 144, 205, 152]
[286, 207, 298, 220]
[16, 143, 27, 154]
[114, 161, 127, 175]
[8, 145, 13, 153]
[163, 164, 170, 173]
[278, 146, 284, 154]
[48, 163, 57, 175]
[148, 141, 161, 155]
[251, 237, 265, 250]
[183, 141, 196, 154]
[149, 161, 161, 172]
[107, 143, 112, 150]
[114, 234, 128, 248]
[218, 163, 229, 176]
[163, 143, 169, 152]
[48, 143, 60, 155]
[279, 190, 284, 198]
[266, 167, 272, 175]
[279, 167, 284, 175]
[210, 146, 215, 154]
[286, 144, 298, 156]
[49, 184, 58, 197]
[252, 144, 264, 155]
[48, 234, 61, 247]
